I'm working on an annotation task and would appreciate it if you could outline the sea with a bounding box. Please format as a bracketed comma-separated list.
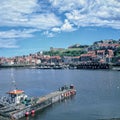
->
[0, 68, 120, 120]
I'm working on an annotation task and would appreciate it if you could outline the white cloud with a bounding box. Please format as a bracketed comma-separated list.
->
[61, 19, 75, 32]
[49, 0, 86, 12]
[0, 0, 62, 29]
[0, 29, 38, 48]
[27, 13, 62, 29]
[43, 31, 55, 37]
[0, 29, 37, 39]
[0, 0, 120, 41]
[0, 0, 37, 25]
[50, 0, 120, 33]
[50, 0, 120, 29]
[0, 39, 18, 48]
[51, 19, 75, 33]
[52, 27, 61, 32]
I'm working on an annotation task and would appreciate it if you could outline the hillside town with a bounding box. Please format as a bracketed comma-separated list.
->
[0, 39, 120, 69]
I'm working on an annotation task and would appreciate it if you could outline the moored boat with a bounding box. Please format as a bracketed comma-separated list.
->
[0, 84, 76, 120]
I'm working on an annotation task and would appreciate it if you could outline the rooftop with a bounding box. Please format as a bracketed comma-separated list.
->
[7, 90, 24, 95]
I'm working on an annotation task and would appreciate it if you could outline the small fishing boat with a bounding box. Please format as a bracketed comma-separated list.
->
[0, 84, 76, 120]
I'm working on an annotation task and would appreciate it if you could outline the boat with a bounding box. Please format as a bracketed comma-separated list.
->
[0, 84, 76, 120]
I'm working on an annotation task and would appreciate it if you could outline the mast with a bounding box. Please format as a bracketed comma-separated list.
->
[10, 68, 17, 90]
[8, 69, 27, 104]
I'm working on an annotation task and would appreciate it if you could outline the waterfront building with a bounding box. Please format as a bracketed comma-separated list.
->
[62, 56, 80, 64]
[97, 50, 105, 59]
[80, 50, 97, 62]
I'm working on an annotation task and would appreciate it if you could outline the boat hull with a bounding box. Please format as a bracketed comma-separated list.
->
[0, 88, 76, 120]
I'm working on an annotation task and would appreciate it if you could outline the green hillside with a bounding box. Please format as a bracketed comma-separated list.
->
[43, 48, 87, 57]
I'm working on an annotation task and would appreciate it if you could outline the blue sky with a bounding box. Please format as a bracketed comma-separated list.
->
[0, 0, 120, 57]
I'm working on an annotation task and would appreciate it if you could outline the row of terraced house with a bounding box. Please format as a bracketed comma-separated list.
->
[0, 40, 120, 66]
[0, 50, 119, 66]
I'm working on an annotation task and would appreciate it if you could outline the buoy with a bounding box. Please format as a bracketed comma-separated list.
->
[31, 110, 35, 114]
[70, 91, 73, 95]
[73, 91, 75, 95]
[25, 111, 29, 117]
[64, 93, 67, 97]
[72, 90, 76, 95]
[70, 91, 75, 95]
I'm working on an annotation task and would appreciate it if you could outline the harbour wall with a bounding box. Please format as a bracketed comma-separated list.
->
[0, 63, 120, 70]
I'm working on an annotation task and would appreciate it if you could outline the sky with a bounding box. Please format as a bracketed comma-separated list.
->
[1, 0, 120, 57]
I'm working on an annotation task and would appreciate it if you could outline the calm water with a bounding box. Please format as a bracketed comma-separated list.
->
[0, 69, 120, 120]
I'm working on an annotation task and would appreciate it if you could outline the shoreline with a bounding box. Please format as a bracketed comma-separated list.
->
[0, 64, 120, 71]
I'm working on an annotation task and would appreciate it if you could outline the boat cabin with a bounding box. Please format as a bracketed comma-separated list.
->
[7, 90, 27, 104]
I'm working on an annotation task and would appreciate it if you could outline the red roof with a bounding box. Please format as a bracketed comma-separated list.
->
[7, 90, 24, 95]
[81, 54, 96, 57]
[50, 56, 61, 59]
[99, 43, 120, 47]
[88, 51, 96, 54]
[97, 50, 105, 53]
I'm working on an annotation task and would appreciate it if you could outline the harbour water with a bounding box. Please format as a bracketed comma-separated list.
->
[0, 69, 120, 120]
